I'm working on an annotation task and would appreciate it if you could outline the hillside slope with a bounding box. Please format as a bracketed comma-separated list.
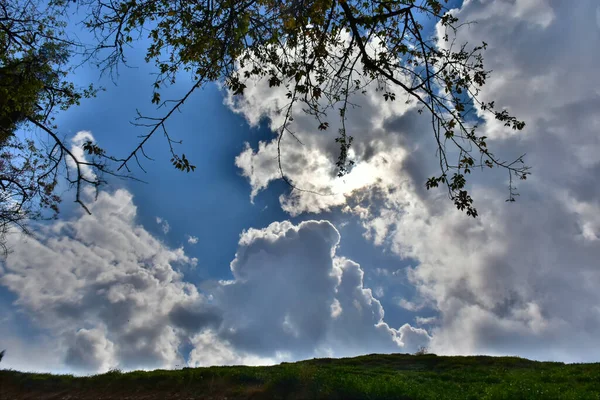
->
[1, 353, 599, 399]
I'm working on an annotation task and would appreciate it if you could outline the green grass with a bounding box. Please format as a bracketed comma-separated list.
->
[1, 353, 599, 399]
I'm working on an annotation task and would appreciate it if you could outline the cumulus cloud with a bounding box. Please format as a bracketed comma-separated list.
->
[213, 220, 429, 360]
[0, 136, 425, 373]
[188, 330, 275, 368]
[365, 0, 600, 361]
[386, 0, 600, 362]
[1, 210, 427, 373]
[227, 0, 600, 362]
[65, 328, 117, 373]
[1, 187, 205, 373]
[186, 235, 199, 244]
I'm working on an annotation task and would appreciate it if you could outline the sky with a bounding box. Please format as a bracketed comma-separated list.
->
[1, 0, 600, 374]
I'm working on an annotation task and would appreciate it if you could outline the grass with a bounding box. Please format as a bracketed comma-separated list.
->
[1, 353, 599, 399]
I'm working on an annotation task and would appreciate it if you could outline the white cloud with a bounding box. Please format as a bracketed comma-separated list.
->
[0, 132, 207, 374]
[0, 138, 426, 373]
[156, 216, 171, 234]
[188, 330, 276, 367]
[1, 187, 204, 373]
[65, 327, 117, 373]
[227, 33, 416, 216]
[366, 0, 600, 362]
[212, 220, 429, 360]
[186, 235, 199, 245]
[227, 0, 600, 363]
[396, 0, 600, 362]
[68, 131, 97, 182]
[397, 298, 425, 312]
[1, 212, 428, 373]
[415, 316, 437, 326]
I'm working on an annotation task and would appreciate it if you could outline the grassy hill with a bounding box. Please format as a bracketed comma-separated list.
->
[1, 353, 599, 399]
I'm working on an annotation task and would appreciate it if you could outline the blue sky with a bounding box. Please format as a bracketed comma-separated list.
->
[49, 14, 426, 321]
[53, 49, 421, 316]
[2, 0, 600, 374]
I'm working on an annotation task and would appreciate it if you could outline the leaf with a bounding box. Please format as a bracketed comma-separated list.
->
[268, 76, 282, 87]
[318, 122, 329, 131]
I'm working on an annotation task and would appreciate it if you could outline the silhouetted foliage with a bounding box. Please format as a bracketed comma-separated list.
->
[80, 0, 529, 217]
[0, 0, 530, 248]
[0, 0, 107, 252]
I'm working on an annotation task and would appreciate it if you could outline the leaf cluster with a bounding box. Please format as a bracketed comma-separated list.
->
[82, 0, 529, 216]
[0, 0, 532, 248]
[0, 0, 109, 251]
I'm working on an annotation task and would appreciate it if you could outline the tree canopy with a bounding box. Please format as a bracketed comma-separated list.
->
[0, 0, 84, 251]
[0, 0, 530, 249]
